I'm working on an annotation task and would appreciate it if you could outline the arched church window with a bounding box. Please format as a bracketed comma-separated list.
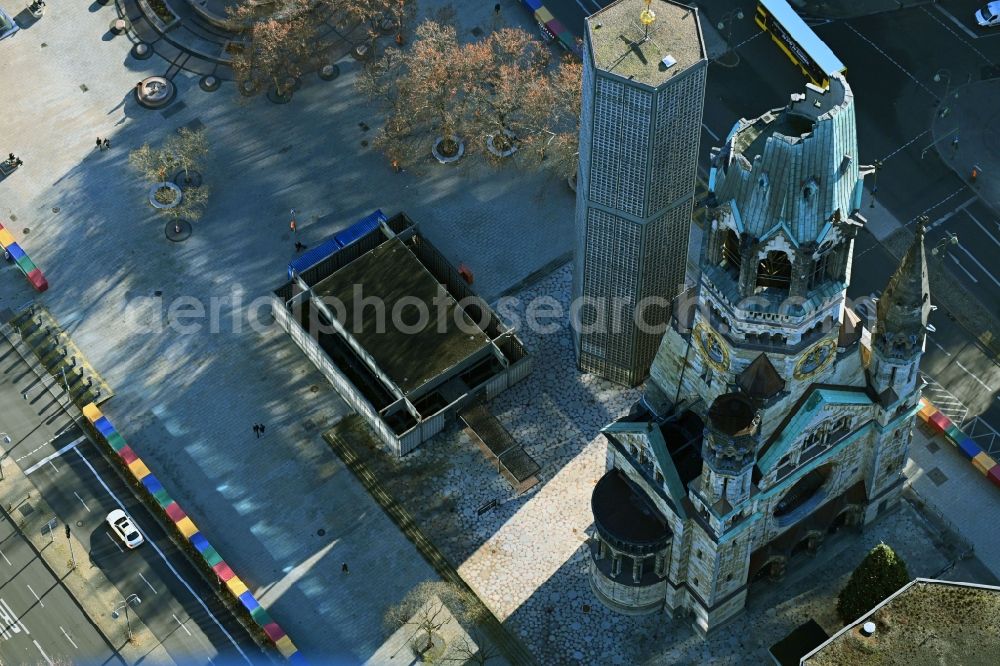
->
[721, 229, 741, 277]
[756, 251, 792, 291]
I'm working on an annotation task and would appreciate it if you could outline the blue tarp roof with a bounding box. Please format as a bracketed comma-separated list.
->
[287, 209, 386, 279]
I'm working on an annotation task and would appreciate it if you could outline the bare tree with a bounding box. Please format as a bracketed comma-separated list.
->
[465, 28, 553, 159]
[129, 129, 212, 222]
[443, 628, 501, 664]
[229, 0, 320, 97]
[362, 17, 582, 172]
[537, 56, 583, 179]
[329, 0, 415, 54]
[384, 581, 486, 657]
[362, 20, 474, 165]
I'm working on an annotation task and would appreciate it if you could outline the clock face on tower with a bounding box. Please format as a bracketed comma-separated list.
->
[794, 338, 837, 380]
[694, 321, 730, 373]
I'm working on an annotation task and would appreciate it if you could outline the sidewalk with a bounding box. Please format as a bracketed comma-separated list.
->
[931, 77, 1000, 217]
[0, 451, 172, 665]
[904, 425, 1000, 581]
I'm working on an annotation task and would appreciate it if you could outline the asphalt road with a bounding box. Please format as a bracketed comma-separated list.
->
[0, 333, 261, 665]
[0, 511, 118, 666]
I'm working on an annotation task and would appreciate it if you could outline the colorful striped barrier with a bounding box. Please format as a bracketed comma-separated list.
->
[917, 397, 1000, 489]
[520, 0, 581, 56]
[80, 403, 306, 663]
[0, 222, 48, 291]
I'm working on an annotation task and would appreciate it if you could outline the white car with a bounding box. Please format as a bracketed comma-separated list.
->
[976, 2, 1000, 27]
[106, 509, 144, 549]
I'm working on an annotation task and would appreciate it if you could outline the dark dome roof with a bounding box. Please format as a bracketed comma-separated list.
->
[708, 393, 758, 436]
[591, 470, 671, 548]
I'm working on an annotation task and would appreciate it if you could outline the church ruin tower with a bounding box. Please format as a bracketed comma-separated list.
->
[588, 74, 931, 634]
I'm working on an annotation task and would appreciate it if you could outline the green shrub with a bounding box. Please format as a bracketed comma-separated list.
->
[837, 542, 911, 623]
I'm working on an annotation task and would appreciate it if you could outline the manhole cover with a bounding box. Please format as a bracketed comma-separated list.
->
[926, 440, 940, 454]
[76, 520, 84, 527]
[22, 228, 29, 235]
[310, 385, 319, 393]
[80, 84, 89, 92]
[317, 529, 326, 537]
[927, 467, 948, 486]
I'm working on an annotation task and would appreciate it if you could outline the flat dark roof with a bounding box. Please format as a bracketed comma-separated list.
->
[311, 237, 490, 395]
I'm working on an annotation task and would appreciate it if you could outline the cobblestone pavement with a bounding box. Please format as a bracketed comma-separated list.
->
[348, 264, 975, 664]
[0, 1, 574, 660]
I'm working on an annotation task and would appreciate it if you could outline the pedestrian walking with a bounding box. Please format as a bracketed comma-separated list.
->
[103, 138, 111, 150]
[294, 241, 307, 252]
[951, 136, 960, 153]
[96, 137, 103, 150]
[253, 424, 260, 439]
[494, 2, 501, 14]
[259, 423, 266, 436]
[289, 208, 297, 234]
[341, 562, 349, 574]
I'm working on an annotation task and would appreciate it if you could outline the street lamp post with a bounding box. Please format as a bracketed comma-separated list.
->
[716, 10, 745, 66]
[933, 69, 956, 117]
[112, 594, 142, 642]
[930, 231, 959, 258]
[870, 160, 884, 208]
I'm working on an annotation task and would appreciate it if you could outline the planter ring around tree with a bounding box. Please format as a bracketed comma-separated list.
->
[165, 219, 192, 242]
[149, 182, 183, 209]
[199, 75, 220, 92]
[486, 130, 518, 158]
[239, 79, 259, 97]
[318, 63, 340, 81]
[432, 136, 464, 164]
[131, 42, 153, 60]
[266, 85, 293, 104]
[173, 169, 203, 189]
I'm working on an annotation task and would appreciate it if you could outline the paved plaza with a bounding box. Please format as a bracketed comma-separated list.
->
[0, 1, 574, 660]
[344, 263, 994, 664]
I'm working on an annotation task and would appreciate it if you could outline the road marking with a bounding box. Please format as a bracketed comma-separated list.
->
[926, 5, 999, 63]
[845, 24, 936, 97]
[968, 211, 1000, 248]
[956, 241, 1000, 288]
[906, 186, 969, 227]
[139, 572, 157, 595]
[0, 550, 10, 566]
[173, 614, 192, 636]
[949, 254, 979, 282]
[956, 361, 994, 392]
[105, 532, 124, 553]
[702, 122, 720, 141]
[572, 0, 591, 16]
[931, 3, 980, 40]
[929, 338, 952, 356]
[26, 584, 43, 607]
[0, 598, 30, 636]
[48, 460, 58, 473]
[881, 129, 929, 163]
[73, 448, 250, 663]
[33, 639, 53, 665]
[927, 197, 976, 230]
[22, 436, 86, 476]
[73, 491, 91, 513]
[60, 626, 78, 649]
[734, 31, 763, 49]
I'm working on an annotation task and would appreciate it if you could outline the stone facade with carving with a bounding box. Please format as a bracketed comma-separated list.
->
[587, 74, 932, 634]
